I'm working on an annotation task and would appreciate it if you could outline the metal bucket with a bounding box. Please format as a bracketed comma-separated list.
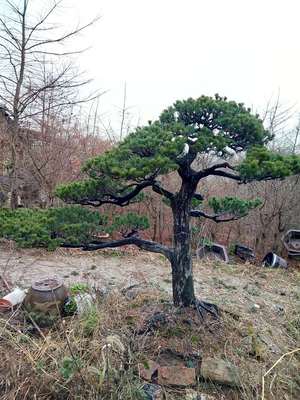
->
[262, 252, 288, 269]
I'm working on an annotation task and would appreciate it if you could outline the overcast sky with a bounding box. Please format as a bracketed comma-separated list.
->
[6, 0, 300, 128]
[61, 0, 299, 127]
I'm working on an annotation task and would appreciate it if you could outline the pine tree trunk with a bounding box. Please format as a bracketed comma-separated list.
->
[171, 184, 195, 307]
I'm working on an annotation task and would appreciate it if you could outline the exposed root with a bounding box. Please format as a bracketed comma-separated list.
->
[194, 299, 219, 319]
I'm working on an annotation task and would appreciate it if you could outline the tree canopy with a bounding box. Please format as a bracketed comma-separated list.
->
[56, 94, 299, 209]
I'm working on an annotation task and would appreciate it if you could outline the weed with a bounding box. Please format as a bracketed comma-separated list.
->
[59, 356, 82, 381]
[70, 282, 90, 294]
[247, 323, 264, 360]
[81, 306, 100, 336]
[17, 333, 30, 344]
[191, 334, 200, 344]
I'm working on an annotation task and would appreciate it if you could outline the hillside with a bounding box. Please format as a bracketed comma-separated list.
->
[0, 246, 299, 399]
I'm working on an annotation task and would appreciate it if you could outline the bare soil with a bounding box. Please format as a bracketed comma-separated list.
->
[1, 245, 299, 319]
[0, 244, 299, 399]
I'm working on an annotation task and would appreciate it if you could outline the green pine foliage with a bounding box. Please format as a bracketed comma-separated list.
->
[239, 146, 300, 181]
[0, 206, 107, 250]
[208, 197, 262, 217]
[56, 94, 284, 205]
[159, 95, 272, 155]
[0, 207, 149, 249]
[0, 208, 55, 249]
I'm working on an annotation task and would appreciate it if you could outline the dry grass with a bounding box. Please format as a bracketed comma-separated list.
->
[0, 248, 299, 399]
[0, 282, 299, 400]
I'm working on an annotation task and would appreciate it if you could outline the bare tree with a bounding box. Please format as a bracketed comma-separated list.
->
[0, 0, 100, 208]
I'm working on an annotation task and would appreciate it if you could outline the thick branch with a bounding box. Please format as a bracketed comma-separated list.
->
[72, 236, 173, 260]
[194, 162, 241, 182]
[152, 182, 174, 200]
[210, 170, 242, 182]
[190, 209, 242, 223]
[76, 180, 155, 207]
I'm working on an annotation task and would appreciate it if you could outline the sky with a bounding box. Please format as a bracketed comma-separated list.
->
[60, 0, 300, 128]
[5, 0, 300, 129]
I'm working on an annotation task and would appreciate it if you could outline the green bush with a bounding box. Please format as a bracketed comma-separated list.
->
[0, 206, 151, 250]
[0, 206, 107, 250]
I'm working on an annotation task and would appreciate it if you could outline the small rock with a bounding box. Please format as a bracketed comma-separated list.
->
[200, 358, 240, 387]
[158, 366, 196, 387]
[273, 304, 285, 314]
[122, 284, 142, 300]
[138, 360, 159, 381]
[185, 389, 199, 399]
[142, 383, 163, 400]
[185, 391, 216, 400]
[249, 303, 260, 313]
[98, 287, 109, 297]
[258, 334, 281, 354]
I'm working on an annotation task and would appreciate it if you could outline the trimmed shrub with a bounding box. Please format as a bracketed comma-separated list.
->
[0, 206, 107, 250]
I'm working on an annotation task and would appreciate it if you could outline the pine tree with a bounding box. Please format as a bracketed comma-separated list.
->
[56, 95, 300, 310]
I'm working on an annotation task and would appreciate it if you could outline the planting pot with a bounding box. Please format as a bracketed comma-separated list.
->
[262, 252, 288, 269]
[24, 277, 68, 314]
[0, 298, 12, 312]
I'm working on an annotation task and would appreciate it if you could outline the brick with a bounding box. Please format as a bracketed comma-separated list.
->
[158, 366, 196, 387]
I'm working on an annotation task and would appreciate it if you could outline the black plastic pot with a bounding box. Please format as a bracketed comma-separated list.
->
[262, 252, 288, 269]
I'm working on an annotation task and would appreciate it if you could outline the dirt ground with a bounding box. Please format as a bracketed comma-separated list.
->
[0, 244, 299, 399]
[1, 244, 299, 340]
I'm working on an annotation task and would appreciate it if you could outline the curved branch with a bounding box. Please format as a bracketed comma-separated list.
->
[211, 170, 242, 182]
[75, 180, 155, 207]
[190, 209, 243, 223]
[65, 236, 173, 260]
[194, 162, 242, 182]
[152, 182, 174, 200]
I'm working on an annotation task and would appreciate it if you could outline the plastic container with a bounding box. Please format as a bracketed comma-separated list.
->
[262, 252, 288, 269]
[3, 287, 26, 306]
[74, 293, 94, 315]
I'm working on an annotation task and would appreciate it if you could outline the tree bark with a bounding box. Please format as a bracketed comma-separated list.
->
[171, 181, 195, 307]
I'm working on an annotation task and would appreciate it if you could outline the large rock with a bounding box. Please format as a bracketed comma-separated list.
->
[158, 366, 196, 387]
[200, 358, 240, 387]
